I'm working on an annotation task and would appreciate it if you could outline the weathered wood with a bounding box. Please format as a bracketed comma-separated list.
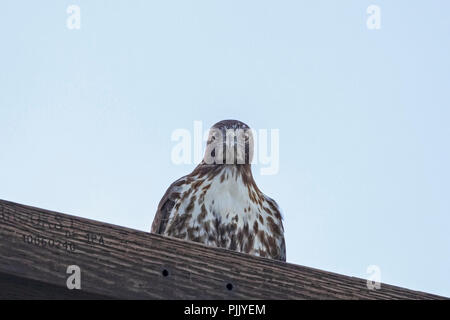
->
[0, 271, 112, 300]
[0, 199, 446, 299]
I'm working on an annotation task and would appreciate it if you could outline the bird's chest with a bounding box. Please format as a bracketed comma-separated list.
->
[164, 168, 284, 260]
[202, 177, 254, 225]
[168, 173, 264, 246]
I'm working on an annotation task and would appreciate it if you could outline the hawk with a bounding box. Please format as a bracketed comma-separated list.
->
[151, 120, 286, 261]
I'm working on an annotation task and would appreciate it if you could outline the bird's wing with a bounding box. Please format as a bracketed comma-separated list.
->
[264, 195, 286, 261]
[151, 177, 186, 234]
[279, 236, 286, 262]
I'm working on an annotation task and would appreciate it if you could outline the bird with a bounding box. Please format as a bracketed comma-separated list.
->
[151, 120, 286, 261]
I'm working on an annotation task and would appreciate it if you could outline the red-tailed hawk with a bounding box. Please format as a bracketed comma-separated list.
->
[151, 120, 286, 261]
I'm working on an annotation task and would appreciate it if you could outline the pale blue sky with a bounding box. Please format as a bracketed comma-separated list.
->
[1, 1, 449, 297]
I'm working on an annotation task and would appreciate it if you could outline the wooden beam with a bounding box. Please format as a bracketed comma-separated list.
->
[0, 199, 445, 299]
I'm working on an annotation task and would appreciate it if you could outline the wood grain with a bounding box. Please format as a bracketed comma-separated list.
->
[0, 199, 445, 299]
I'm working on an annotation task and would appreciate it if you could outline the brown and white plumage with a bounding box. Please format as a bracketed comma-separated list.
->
[151, 120, 286, 261]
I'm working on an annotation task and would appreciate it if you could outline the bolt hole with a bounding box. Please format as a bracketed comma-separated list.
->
[162, 269, 169, 277]
[226, 283, 233, 291]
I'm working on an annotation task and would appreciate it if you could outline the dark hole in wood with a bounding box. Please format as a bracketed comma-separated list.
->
[162, 269, 169, 277]
[226, 283, 233, 291]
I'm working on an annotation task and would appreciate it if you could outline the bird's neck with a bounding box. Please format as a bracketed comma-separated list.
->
[192, 162, 260, 193]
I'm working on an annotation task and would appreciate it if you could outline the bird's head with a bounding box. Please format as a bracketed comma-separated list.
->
[203, 119, 254, 165]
